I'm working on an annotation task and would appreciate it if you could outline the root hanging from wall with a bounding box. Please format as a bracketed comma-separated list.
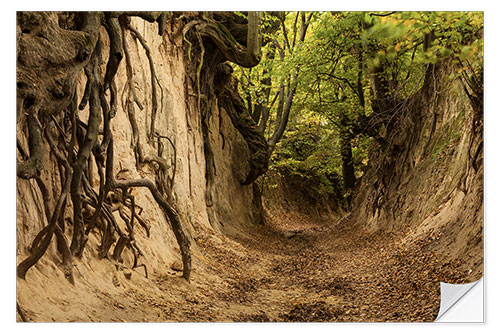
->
[17, 12, 192, 283]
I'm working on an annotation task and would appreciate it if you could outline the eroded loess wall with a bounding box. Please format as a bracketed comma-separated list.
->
[350, 70, 483, 281]
[16, 15, 259, 320]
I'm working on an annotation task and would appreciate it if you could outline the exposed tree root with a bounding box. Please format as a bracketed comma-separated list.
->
[17, 165, 72, 280]
[103, 15, 123, 91]
[69, 70, 102, 256]
[34, 175, 75, 284]
[17, 106, 43, 180]
[105, 138, 192, 280]
[215, 63, 270, 185]
[112, 235, 130, 262]
[154, 133, 177, 193]
[180, 12, 271, 185]
[54, 226, 75, 285]
[196, 16, 262, 68]
[17, 302, 28, 322]
[16, 10, 268, 285]
[120, 19, 144, 166]
[125, 19, 160, 141]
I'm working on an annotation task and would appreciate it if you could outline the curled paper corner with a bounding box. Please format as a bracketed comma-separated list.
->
[435, 277, 483, 322]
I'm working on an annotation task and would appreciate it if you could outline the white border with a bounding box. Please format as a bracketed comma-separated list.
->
[2, 1, 497, 332]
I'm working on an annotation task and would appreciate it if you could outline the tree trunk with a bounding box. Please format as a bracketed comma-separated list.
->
[340, 131, 355, 206]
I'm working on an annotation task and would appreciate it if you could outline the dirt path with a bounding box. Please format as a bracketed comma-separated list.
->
[107, 212, 472, 322]
[18, 212, 474, 322]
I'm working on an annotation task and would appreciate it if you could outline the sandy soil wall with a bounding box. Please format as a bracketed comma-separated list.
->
[351, 76, 483, 281]
[16, 16, 259, 319]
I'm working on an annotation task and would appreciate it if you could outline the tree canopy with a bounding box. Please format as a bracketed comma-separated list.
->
[235, 11, 483, 206]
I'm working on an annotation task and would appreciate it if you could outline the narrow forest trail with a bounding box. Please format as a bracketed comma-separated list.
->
[187, 214, 444, 322]
[57, 212, 474, 323]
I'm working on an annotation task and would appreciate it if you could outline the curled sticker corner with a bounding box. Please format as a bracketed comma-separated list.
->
[435, 277, 483, 322]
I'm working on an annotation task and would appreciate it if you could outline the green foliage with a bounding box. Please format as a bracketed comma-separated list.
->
[363, 12, 483, 84]
[270, 117, 342, 198]
[352, 135, 373, 177]
[235, 11, 482, 201]
[236, 12, 318, 132]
